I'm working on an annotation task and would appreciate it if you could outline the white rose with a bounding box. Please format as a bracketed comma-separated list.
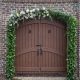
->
[30, 9, 35, 13]
[42, 7, 46, 10]
[47, 13, 49, 16]
[20, 11, 25, 15]
[9, 23, 12, 26]
[30, 15, 34, 18]
[30, 10, 33, 13]
[36, 8, 39, 11]
[25, 16, 28, 19]
[16, 13, 20, 17]
[26, 9, 29, 13]
[43, 15, 46, 18]
[9, 14, 14, 17]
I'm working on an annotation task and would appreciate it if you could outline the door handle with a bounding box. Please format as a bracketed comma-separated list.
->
[37, 49, 39, 56]
[40, 48, 43, 55]
[36, 44, 42, 55]
[37, 48, 43, 56]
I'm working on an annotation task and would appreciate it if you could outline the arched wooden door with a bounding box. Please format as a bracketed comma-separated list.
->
[15, 20, 67, 76]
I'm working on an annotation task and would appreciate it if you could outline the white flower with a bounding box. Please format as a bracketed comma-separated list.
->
[45, 10, 49, 16]
[9, 14, 14, 18]
[30, 15, 34, 18]
[26, 9, 29, 13]
[45, 10, 49, 13]
[16, 12, 20, 17]
[36, 8, 39, 11]
[9, 23, 12, 26]
[30, 10, 33, 13]
[43, 15, 46, 18]
[20, 11, 25, 15]
[42, 7, 46, 10]
[30, 9, 35, 13]
[66, 59, 68, 61]
[24, 16, 28, 19]
[46, 13, 49, 16]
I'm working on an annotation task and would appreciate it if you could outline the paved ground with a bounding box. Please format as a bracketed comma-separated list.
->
[13, 77, 66, 80]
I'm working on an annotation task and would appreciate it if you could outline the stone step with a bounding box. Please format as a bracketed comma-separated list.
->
[13, 77, 66, 80]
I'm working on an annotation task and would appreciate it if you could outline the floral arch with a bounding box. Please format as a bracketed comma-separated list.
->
[6, 8, 77, 80]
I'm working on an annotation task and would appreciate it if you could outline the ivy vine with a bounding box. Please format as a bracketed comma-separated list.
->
[6, 8, 77, 80]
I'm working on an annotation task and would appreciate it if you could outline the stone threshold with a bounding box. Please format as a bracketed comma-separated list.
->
[13, 77, 66, 80]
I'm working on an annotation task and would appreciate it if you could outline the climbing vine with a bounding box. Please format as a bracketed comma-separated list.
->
[6, 8, 77, 80]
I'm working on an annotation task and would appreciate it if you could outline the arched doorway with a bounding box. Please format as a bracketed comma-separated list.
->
[15, 19, 67, 76]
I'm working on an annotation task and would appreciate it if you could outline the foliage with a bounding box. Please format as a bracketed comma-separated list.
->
[6, 8, 77, 80]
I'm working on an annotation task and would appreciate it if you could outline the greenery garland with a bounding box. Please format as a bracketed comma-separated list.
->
[6, 8, 77, 80]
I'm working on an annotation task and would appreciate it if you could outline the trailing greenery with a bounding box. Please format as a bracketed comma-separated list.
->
[6, 8, 77, 80]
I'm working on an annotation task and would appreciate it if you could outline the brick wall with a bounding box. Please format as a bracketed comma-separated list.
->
[2, 0, 78, 3]
[1, 1, 80, 80]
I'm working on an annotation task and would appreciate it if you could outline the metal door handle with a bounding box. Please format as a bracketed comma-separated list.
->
[37, 49, 39, 56]
[40, 48, 43, 55]
[37, 48, 43, 56]
[36, 44, 42, 55]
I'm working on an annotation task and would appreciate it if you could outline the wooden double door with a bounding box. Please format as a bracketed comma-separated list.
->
[15, 20, 67, 76]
